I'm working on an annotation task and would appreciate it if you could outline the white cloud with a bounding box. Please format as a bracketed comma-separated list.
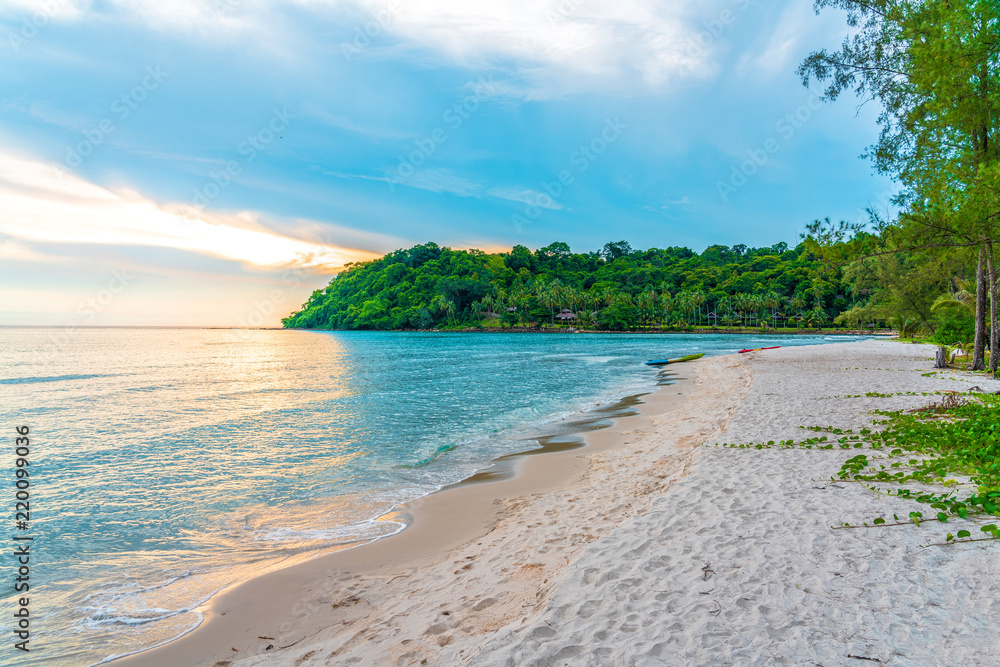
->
[1, 98, 90, 130]
[737, 2, 828, 79]
[487, 186, 563, 210]
[0, 0, 87, 20]
[325, 167, 481, 197]
[0, 236, 54, 263]
[331, 167, 567, 210]
[350, 0, 712, 97]
[303, 104, 412, 141]
[398, 168, 483, 197]
[0, 150, 378, 271]
[11, 0, 718, 96]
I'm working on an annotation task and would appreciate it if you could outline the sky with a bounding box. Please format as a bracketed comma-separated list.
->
[0, 0, 897, 327]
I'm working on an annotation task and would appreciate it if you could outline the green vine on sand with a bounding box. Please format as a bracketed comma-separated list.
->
[822, 391, 942, 399]
[714, 392, 1000, 546]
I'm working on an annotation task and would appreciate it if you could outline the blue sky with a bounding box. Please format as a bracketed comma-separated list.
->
[0, 0, 896, 326]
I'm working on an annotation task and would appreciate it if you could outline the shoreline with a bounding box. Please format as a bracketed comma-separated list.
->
[287, 327, 893, 336]
[111, 353, 752, 666]
[107, 338, 1000, 666]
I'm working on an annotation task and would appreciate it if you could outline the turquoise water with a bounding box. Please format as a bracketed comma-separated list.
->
[0, 328, 870, 665]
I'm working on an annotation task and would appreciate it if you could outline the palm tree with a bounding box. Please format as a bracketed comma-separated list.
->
[931, 277, 976, 314]
[611, 292, 635, 315]
[577, 290, 594, 328]
[515, 285, 533, 325]
[677, 291, 699, 327]
[806, 304, 826, 330]
[596, 287, 614, 308]
[637, 289, 658, 327]
[743, 294, 758, 329]
[431, 295, 456, 326]
[790, 296, 807, 329]
[552, 281, 567, 312]
[659, 291, 674, 327]
[673, 292, 687, 327]
[690, 290, 706, 327]
[718, 295, 732, 330]
[563, 285, 582, 316]
[480, 293, 496, 323]
[751, 293, 765, 330]
[495, 288, 511, 323]
[534, 282, 555, 324]
[733, 293, 750, 330]
[575, 291, 595, 328]
[763, 292, 781, 330]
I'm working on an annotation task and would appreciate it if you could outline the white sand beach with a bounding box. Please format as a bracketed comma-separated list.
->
[115, 340, 1000, 667]
[474, 340, 1000, 667]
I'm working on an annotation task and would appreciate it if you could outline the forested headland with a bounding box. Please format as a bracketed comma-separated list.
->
[282, 238, 936, 335]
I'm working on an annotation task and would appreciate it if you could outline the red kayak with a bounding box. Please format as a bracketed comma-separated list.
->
[738, 346, 781, 354]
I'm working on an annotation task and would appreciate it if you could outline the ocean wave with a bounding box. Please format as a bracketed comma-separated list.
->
[261, 518, 405, 544]
[94, 613, 205, 665]
[397, 442, 460, 468]
[578, 356, 620, 364]
[81, 571, 197, 605]
[84, 606, 194, 627]
[0, 373, 108, 385]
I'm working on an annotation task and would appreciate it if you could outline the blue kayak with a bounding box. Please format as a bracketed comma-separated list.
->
[645, 352, 705, 366]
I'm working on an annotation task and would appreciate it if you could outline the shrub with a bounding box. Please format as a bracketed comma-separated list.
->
[929, 310, 975, 346]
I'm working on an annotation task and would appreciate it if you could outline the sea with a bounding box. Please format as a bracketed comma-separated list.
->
[0, 328, 872, 665]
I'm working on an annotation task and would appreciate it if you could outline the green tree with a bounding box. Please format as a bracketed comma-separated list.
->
[800, 0, 1000, 369]
[431, 295, 456, 326]
[602, 241, 633, 261]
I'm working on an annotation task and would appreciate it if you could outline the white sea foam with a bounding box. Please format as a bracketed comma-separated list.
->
[85, 606, 193, 627]
[262, 518, 406, 544]
[81, 571, 197, 604]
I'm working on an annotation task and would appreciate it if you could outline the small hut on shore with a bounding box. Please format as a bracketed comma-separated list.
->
[554, 309, 577, 321]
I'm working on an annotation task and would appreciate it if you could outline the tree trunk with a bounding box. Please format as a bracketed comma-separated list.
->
[989, 242, 998, 374]
[935, 345, 948, 369]
[972, 246, 987, 371]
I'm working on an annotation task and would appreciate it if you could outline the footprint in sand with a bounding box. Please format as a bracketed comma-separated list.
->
[472, 597, 496, 612]
[576, 599, 603, 619]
